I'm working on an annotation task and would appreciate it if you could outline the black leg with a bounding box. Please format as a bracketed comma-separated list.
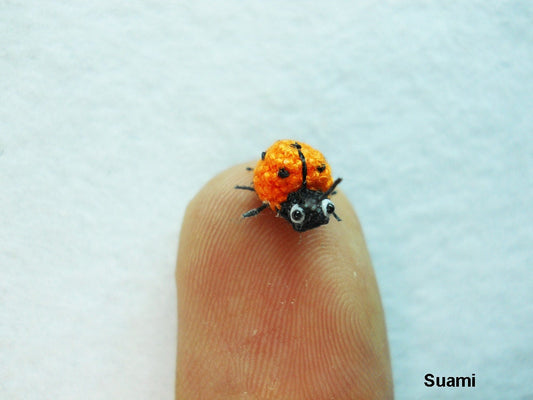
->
[333, 211, 341, 221]
[243, 203, 268, 218]
[235, 185, 255, 191]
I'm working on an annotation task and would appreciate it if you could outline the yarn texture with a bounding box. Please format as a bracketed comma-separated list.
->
[253, 140, 334, 211]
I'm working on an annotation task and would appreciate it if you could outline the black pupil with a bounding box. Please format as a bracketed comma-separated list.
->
[292, 209, 303, 220]
[326, 203, 335, 214]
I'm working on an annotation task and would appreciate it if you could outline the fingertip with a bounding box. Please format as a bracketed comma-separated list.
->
[176, 163, 393, 398]
[178, 163, 370, 277]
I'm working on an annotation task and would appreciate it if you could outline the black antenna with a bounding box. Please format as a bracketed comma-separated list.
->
[320, 178, 342, 200]
[291, 142, 307, 188]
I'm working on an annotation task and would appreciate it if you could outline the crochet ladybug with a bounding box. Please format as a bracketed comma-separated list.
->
[236, 140, 342, 232]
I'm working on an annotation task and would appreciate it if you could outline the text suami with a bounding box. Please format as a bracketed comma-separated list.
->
[424, 373, 476, 388]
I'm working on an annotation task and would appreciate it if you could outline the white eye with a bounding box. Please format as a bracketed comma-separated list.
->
[321, 199, 335, 215]
[290, 204, 305, 224]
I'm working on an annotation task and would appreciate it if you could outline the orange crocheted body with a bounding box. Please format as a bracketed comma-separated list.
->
[253, 140, 334, 211]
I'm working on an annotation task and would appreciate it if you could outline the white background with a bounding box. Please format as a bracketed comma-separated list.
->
[1, 2, 532, 399]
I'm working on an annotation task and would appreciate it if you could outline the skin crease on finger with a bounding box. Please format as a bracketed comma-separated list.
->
[176, 164, 393, 400]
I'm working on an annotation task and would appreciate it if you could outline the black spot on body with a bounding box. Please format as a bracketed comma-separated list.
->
[317, 164, 326, 173]
[261, 151, 266, 160]
[277, 168, 290, 178]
